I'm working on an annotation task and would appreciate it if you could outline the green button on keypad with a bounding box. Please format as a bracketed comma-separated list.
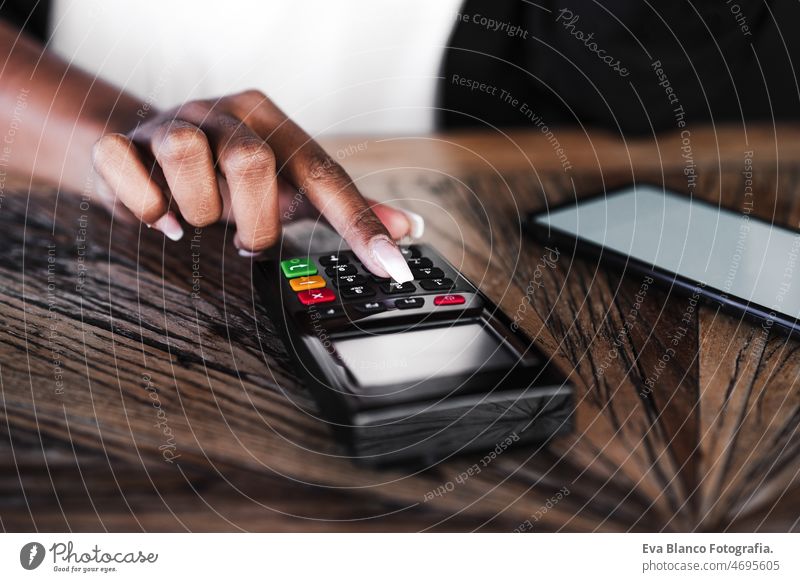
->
[280, 257, 317, 279]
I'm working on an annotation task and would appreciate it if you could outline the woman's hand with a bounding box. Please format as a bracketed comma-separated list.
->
[0, 24, 419, 280]
[91, 90, 420, 282]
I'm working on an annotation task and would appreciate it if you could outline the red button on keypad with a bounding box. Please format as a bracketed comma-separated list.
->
[297, 288, 336, 305]
[433, 294, 465, 306]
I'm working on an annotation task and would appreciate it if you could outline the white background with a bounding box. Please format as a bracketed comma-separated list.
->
[2, 533, 798, 581]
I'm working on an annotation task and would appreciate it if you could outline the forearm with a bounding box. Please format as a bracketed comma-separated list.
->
[0, 20, 144, 192]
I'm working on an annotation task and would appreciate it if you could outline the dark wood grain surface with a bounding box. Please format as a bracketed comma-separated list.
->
[2, 125, 800, 532]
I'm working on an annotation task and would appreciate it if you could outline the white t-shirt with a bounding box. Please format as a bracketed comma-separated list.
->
[49, 0, 463, 135]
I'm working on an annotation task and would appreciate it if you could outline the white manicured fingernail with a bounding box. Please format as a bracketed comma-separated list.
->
[151, 212, 183, 241]
[233, 233, 265, 258]
[370, 236, 413, 283]
[400, 209, 425, 239]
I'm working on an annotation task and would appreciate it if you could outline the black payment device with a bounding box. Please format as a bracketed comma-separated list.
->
[253, 241, 573, 466]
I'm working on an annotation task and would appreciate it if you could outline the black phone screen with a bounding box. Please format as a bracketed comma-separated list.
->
[532, 184, 800, 325]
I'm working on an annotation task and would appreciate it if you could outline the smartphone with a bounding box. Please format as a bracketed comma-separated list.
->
[526, 183, 800, 338]
[253, 242, 572, 467]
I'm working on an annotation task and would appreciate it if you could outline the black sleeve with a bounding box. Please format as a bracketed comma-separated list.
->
[441, 0, 800, 134]
[0, 0, 51, 42]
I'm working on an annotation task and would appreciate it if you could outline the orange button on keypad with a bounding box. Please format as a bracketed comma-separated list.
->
[289, 275, 326, 292]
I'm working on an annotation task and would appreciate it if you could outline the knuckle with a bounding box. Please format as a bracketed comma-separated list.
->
[226, 89, 281, 124]
[224, 138, 275, 173]
[342, 205, 384, 240]
[156, 122, 206, 164]
[176, 100, 212, 120]
[235, 88, 269, 105]
[305, 150, 349, 187]
[215, 113, 245, 132]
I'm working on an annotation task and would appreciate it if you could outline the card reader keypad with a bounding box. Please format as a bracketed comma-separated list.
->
[278, 246, 471, 317]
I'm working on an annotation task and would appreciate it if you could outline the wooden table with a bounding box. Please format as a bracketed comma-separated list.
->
[3, 125, 800, 532]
